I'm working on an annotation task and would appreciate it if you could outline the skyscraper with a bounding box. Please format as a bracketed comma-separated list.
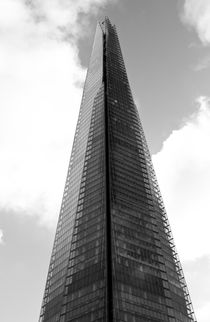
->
[39, 18, 196, 322]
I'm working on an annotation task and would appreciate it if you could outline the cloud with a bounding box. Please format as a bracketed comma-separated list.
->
[153, 96, 210, 320]
[183, 255, 210, 322]
[0, 0, 113, 228]
[152, 96, 210, 261]
[196, 303, 210, 322]
[0, 229, 4, 244]
[182, 0, 210, 45]
[193, 54, 210, 71]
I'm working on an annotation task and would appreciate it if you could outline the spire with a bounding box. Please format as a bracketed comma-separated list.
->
[39, 19, 196, 322]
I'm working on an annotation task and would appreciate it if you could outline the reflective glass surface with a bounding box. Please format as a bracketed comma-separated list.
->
[39, 24, 106, 322]
[39, 18, 195, 322]
[105, 20, 193, 322]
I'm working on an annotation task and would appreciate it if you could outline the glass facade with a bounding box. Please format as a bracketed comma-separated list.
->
[39, 18, 196, 322]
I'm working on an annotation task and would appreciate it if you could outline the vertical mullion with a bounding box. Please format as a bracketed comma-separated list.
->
[103, 22, 113, 322]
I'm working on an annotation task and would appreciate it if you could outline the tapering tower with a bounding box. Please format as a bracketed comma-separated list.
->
[39, 18, 196, 322]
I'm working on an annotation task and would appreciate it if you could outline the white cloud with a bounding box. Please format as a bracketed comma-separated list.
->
[183, 255, 210, 321]
[193, 55, 210, 71]
[196, 303, 210, 322]
[0, 229, 4, 244]
[182, 0, 210, 45]
[153, 96, 210, 261]
[0, 0, 113, 228]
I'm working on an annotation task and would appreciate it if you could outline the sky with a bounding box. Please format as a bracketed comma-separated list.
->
[0, 0, 210, 321]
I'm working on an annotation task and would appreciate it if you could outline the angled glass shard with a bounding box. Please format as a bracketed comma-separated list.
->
[39, 17, 196, 322]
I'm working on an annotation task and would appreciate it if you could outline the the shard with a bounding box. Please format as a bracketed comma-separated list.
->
[39, 18, 196, 322]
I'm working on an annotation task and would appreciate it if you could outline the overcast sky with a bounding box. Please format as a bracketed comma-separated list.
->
[0, 1, 210, 321]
